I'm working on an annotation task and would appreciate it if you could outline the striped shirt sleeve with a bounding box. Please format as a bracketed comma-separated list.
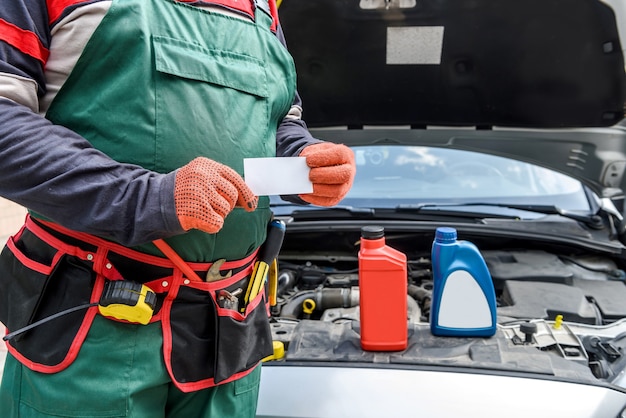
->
[0, 0, 184, 245]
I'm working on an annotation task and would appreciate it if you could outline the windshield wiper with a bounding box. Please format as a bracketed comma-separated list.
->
[285, 203, 604, 228]
[291, 205, 376, 219]
[396, 203, 604, 229]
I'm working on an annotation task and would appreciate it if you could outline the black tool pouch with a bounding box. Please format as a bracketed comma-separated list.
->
[0, 227, 98, 370]
[1, 216, 272, 386]
[165, 272, 273, 391]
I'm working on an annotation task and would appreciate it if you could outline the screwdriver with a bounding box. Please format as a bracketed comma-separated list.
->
[243, 219, 286, 310]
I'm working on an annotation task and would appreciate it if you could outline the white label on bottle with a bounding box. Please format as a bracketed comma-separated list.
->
[438, 270, 492, 328]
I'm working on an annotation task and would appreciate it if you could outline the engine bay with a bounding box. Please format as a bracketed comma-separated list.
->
[266, 221, 626, 386]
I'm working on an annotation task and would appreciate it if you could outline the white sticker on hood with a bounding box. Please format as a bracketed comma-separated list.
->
[386, 26, 444, 65]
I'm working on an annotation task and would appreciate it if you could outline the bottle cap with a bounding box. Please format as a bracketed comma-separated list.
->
[435, 227, 457, 243]
[361, 225, 384, 239]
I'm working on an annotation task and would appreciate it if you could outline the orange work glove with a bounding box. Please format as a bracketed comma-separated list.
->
[174, 157, 258, 233]
[299, 142, 356, 206]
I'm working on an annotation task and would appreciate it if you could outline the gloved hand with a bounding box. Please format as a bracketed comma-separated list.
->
[174, 157, 257, 233]
[299, 142, 356, 206]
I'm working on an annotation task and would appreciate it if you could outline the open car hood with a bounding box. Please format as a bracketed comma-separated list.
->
[278, 0, 626, 198]
[259, 4, 626, 414]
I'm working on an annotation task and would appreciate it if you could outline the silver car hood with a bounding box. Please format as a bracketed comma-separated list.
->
[258, 365, 626, 418]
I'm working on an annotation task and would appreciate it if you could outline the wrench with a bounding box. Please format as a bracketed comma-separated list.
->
[205, 258, 233, 282]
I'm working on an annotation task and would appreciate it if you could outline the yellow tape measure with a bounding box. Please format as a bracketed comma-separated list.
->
[98, 281, 157, 325]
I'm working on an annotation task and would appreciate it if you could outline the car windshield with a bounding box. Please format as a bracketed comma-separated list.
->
[343, 145, 589, 210]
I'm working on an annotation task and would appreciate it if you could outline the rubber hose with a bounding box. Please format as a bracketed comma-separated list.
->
[280, 288, 357, 319]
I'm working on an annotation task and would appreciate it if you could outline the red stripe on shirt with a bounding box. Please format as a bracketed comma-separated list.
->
[268, 0, 278, 32]
[46, 0, 88, 25]
[0, 18, 49, 65]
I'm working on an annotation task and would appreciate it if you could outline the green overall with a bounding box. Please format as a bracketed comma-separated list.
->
[0, 0, 295, 416]
[47, 0, 296, 262]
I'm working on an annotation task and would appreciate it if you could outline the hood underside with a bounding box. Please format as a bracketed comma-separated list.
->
[279, 0, 626, 129]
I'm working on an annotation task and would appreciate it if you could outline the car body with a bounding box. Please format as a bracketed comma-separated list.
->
[257, 1, 626, 417]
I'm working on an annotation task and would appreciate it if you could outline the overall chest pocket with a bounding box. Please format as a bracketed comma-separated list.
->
[152, 36, 271, 172]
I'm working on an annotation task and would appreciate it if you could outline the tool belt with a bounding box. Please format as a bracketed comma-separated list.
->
[0, 215, 273, 391]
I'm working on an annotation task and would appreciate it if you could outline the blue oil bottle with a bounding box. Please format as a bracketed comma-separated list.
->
[430, 227, 496, 337]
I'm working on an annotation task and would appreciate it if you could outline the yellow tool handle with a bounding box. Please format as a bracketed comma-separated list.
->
[268, 258, 278, 306]
[242, 219, 285, 311]
[245, 260, 270, 304]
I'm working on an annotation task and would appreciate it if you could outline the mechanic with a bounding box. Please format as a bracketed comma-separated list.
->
[0, 0, 355, 417]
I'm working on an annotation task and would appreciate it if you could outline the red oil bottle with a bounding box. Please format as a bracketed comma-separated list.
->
[358, 225, 408, 351]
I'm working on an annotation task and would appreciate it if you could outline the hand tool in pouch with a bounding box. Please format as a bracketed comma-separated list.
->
[205, 258, 232, 282]
[242, 219, 286, 311]
[268, 258, 278, 306]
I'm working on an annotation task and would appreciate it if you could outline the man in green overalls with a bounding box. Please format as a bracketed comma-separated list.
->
[0, 0, 355, 416]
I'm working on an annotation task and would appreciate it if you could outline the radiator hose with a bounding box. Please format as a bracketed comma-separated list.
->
[280, 287, 359, 319]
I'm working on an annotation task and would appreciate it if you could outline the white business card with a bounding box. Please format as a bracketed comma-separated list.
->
[244, 157, 313, 196]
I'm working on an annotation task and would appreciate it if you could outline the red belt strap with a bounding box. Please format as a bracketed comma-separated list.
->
[23, 215, 257, 279]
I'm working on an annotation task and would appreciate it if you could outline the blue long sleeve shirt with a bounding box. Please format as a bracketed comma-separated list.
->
[0, 0, 317, 246]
